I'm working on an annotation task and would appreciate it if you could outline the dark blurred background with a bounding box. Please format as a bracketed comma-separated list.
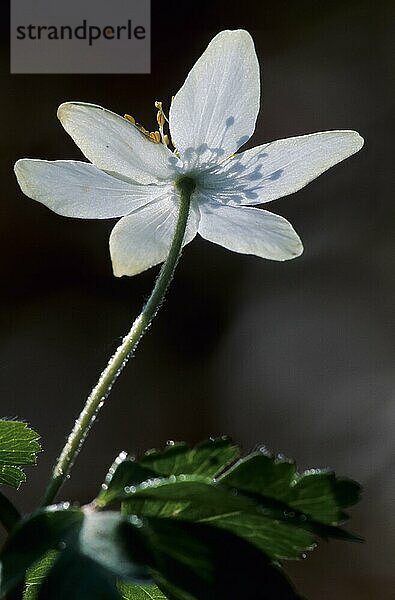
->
[1, 1, 394, 598]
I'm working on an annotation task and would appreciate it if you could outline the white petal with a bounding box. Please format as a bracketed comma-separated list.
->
[109, 195, 200, 277]
[14, 159, 165, 219]
[58, 102, 179, 184]
[169, 30, 260, 168]
[204, 131, 364, 206]
[198, 200, 303, 261]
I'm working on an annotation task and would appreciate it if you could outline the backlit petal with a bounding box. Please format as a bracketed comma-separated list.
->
[198, 200, 303, 261]
[58, 102, 179, 184]
[14, 159, 164, 219]
[110, 194, 200, 277]
[169, 30, 260, 168]
[202, 131, 364, 206]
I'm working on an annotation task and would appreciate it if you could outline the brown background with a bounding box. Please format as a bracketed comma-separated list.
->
[1, 1, 394, 598]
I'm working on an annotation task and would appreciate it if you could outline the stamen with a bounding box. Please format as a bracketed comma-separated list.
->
[124, 104, 170, 147]
[156, 111, 165, 128]
[155, 100, 171, 146]
[150, 131, 161, 143]
[124, 113, 161, 144]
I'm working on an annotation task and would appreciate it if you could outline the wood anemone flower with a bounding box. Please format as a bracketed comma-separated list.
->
[14, 30, 364, 277]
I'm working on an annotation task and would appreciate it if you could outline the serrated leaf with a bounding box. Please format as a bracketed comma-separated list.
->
[6, 504, 300, 600]
[23, 552, 58, 600]
[23, 541, 156, 600]
[0, 507, 83, 596]
[97, 438, 240, 509]
[146, 579, 194, 600]
[97, 454, 159, 507]
[0, 420, 41, 488]
[219, 452, 361, 525]
[200, 512, 315, 560]
[139, 438, 239, 479]
[37, 549, 122, 600]
[143, 518, 300, 599]
[7, 441, 361, 600]
[122, 476, 315, 560]
[284, 471, 361, 524]
[122, 476, 257, 519]
[98, 440, 361, 560]
[119, 515, 299, 599]
[1, 508, 152, 597]
[78, 511, 151, 583]
[300, 520, 363, 543]
[121, 449, 361, 559]
[118, 582, 167, 600]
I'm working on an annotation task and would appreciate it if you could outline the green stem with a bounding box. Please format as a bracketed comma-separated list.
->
[41, 177, 194, 506]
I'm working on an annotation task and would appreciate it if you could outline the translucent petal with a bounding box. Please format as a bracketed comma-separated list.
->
[110, 195, 200, 277]
[169, 30, 260, 168]
[14, 159, 164, 219]
[58, 102, 179, 184]
[201, 131, 364, 206]
[198, 200, 303, 261]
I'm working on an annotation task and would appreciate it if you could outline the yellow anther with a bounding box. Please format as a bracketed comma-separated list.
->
[125, 106, 168, 146]
[149, 131, 161, 143]
[157, 111, 165, 127]
[155, 100, 167, 128]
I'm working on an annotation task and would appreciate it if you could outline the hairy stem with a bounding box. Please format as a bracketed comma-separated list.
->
[41, 177, 194, 506]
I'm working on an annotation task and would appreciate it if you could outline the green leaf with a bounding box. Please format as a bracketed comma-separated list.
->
[0, 488, 21, 532]
[20, 514, 150, 600]
[0, 420, 41, 488]
[118, 582, 167, 600]
[0, 506, 83, 596]
[5, 441, 362, 600]
[120, 449, 361, 560]
[146, 579, 194, 600]
[97, 453, 159, 507]
[1, 508, 152, 597]
[23, 552, 58, 600]
[139, 438, 240, 479]
[98, 513, 296, 600]
[37, 549, 122, 600]
[7, 505, 299, 600]
[219, 451, 361, 525]
[122, 476, 315, 561]
[78, 511, 151, 583]
[24, 551, 169, 600]
[97, 438, 239, 509]
[283, 471, 360, 524]
[143, 518, 301, 599]
[83, 510, 297, 598]
[98, 439, 361, 559]
[122, 476, 257, 518]
[199, 512, 315, 560]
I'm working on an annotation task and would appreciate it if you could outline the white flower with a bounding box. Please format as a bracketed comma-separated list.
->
[14, 30, 363, 277]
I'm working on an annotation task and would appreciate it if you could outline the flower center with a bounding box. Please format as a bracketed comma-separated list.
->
[175, 175, 196, 196]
